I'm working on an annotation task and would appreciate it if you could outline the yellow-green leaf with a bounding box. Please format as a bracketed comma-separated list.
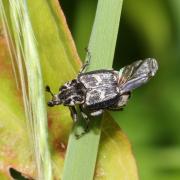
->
[0, 20, 35, 177]
[0, 0, 138, 179]
[95, 113, 138, 179]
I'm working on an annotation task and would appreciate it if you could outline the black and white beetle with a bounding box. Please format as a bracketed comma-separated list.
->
[46, 52, 158, 130]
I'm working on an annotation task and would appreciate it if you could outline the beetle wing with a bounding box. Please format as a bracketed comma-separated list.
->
[85, 87, 119, 108]
[78, 70, 119, 89]
[118, 60, 143, 84]
[118, 58, 158, 94]
[78, 70, 120, 109]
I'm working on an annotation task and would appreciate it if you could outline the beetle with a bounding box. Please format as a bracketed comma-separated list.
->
[46, 52, 158, 133]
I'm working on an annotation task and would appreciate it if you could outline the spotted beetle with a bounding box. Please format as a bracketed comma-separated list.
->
[46, 52, 158, 131]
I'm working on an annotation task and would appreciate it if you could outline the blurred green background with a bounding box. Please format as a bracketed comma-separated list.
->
[60, 0, 180, 179]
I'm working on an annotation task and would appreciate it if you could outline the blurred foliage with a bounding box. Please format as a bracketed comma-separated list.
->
[60, 0, 180, 179]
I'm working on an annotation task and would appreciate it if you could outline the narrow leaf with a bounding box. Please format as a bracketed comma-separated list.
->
[62, 0, 124, 180]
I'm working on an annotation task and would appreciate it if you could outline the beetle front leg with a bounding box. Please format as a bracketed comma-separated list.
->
[69, 106, 78, 122]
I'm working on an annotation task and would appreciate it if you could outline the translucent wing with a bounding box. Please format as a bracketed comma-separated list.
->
[118, 58, 158, 94]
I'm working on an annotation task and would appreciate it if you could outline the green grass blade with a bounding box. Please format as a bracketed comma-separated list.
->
[87, 0, 123, 70]
[62, 0, 124, 180]
[1, 0, 52, 179]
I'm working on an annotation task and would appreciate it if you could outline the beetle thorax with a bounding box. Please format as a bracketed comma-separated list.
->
[58, 79, 86, 106]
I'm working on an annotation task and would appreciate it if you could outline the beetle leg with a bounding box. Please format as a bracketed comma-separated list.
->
[74, 106, 90, 139]
[79, 105, 88, 119]
[85, 47, 91, 64]
[79, 105, 90, 132]
[79, 48, 91, 74]
[69, 106, 78, 122]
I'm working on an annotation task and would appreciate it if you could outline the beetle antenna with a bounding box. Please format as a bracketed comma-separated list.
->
[45, 85, 54, 97]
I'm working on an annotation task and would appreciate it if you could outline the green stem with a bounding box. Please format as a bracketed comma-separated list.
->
[62, 0, 124, 180]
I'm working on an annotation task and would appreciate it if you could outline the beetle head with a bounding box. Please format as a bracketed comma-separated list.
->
[46, 80, 85, 107]
[46, 86, 62, 107]
[47, 94, 62, 107]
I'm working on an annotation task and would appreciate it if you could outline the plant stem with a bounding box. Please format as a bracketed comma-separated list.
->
[62, 0, 124, 180]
